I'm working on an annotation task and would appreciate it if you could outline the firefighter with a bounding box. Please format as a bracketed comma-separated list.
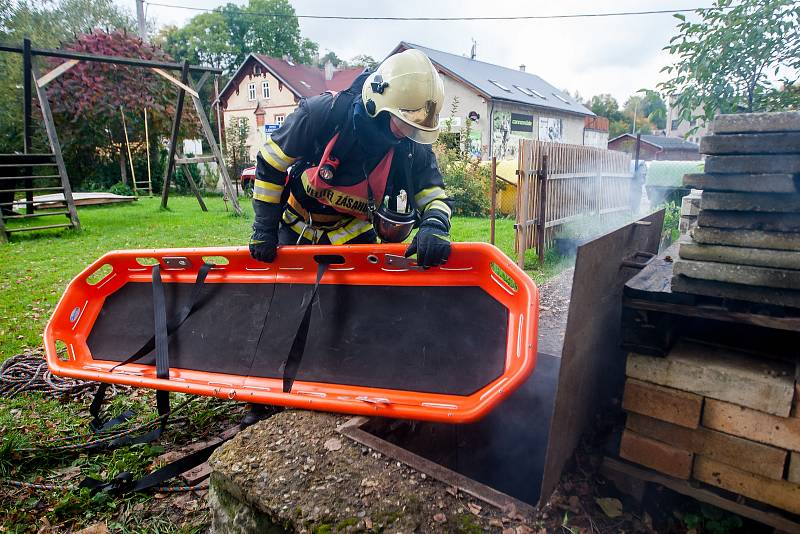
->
[248, 48, 453, 267]
[242, 49, 453, 426]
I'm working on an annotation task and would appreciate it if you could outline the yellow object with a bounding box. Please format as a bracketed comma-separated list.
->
[362, 49, 444, 144]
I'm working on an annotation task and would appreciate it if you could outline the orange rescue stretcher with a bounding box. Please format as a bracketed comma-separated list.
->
[45, 243, 538, 423]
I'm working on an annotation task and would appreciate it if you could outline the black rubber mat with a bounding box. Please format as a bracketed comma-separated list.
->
[87, 281, 508, 395]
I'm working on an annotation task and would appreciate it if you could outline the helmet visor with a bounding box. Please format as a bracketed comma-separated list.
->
[390, 115, 440, 145]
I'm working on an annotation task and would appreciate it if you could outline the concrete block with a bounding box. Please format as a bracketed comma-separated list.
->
[671, 274, 800, 308]
[703, 398, 800, 451]
[692, 226, 800, 251]
[684, 173, 799, 193]
[679, 215, 696, 235]
[790, 452, 800, 484]
[704, 155, 800, 174]
[679, 242, 800, 270]
[701, 192, 800, 213]
[694, 456, 800, 515]
[622, 378, 703, 428]
[697, 210, 800, 233]
[673, 258, 800, 290]
[712, 112, 800, 134]
[619, 429, 693, 479]
[627, 340, 794, 416]
[626, 413, 787, 480]
[700, 132, 800, 155]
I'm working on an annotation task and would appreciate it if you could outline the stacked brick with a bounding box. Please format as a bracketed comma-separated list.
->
[671, 111, 800, 308]
[619, 339, 800, 514]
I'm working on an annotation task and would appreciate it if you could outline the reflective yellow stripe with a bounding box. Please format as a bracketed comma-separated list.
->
[253, 179, 283, 203]
[327, 218, 374, 245]
[282, 211, 322, 242]
[414, 186, 447, 209]
[259, 137, 296, 172]
[425, 199, 452, 218]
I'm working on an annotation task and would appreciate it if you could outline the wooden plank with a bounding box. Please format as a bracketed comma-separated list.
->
[175, 156, 216, 164]
[619, 429, 693, 479]
[789, 452, 800, 484]
[702, 191, 800, 213]
[35, 59, 79, 88]
[672, 274, 800, 309]
[6, 223, 72, 233]
[31, 65, 79, 231]
[700, 132, 800, 155]
[602, 457, 800, 534]
[151, 67, 200, 98]
[178, 161, 208, 212]
[698, 210, 800, 233]
[626, 413, 787, 479]
[684, 173, 799, 193]
[622, 378, 702, 428]
[703, 398, 800, 452]
[674, 258, 800, 291]
[704, 154, 800, 174]
[694, 456, 800, 515]
[679, 242, 800, 270]
[627, 340, 795, 416]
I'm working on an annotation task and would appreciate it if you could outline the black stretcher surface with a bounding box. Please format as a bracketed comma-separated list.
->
[87, 281, 508, 396]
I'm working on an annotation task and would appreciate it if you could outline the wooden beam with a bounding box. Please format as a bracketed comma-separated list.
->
[151, 67, 199, 98]
[175, 156, 216, 164]
[161, 61, 190, 209]
[36, 59, 79, 88]
[187, 73, 242, 215]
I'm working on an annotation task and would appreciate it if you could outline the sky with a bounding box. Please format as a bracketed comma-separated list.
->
[138, 0, 717, 104]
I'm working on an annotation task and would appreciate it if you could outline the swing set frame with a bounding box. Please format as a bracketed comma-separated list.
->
[0, 38, 242, 225]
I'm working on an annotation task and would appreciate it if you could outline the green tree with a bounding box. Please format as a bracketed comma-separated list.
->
[349, 54, 378, 70]
[224, 116, 251, 183]
[640, 89, 667, 130]
[659, 0, 800, 129]
[318, 50, 343, 68]
[588, 94, 624, 123]
[157, 13, 235, 71]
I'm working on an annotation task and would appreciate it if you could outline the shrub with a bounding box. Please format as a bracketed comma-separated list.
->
[108, 182, 133, 196]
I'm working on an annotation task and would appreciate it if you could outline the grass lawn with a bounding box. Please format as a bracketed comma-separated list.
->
[0, 195, 565, 360]
[0, 195, 567, 532]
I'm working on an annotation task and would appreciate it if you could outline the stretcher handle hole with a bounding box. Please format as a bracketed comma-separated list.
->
[135, 257, 160, 266]
[313, 254, 346, 265]
[86, 264, 113, 285]
[55, 339, 70, 361]
[490, 262, 519, 292]
[202, 255, 229, 266]
[367, 254, 379, 264]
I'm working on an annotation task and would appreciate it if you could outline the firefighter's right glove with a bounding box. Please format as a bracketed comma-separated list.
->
[249, 201, 282, 263]
[405, 218, 451, 268]
[249, 228, 278, 263]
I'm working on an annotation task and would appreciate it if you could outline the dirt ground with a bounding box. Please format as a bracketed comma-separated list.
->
[536, 267, 574, 356]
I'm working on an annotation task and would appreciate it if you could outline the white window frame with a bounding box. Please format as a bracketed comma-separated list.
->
[247, 83, 256, 101]
[488, 79, 511, 92]
[262, 81, 270, 99]
[552, 92, 570, 104]
[528, 88, 545, 99]
[514, 85, 533, 97]
[275, 114, 285, 126]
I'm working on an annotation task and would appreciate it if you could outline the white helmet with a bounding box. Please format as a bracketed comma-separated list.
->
[362, 49, 445, 144]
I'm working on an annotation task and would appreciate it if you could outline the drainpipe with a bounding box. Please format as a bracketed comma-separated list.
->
[488, 99, 495, 159]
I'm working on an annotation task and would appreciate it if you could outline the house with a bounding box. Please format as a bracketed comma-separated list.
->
[219, 54, 363, 161]
[390, 42, 595, 160]
[607, 133, 701, 161]
[666, 95, 710, 144]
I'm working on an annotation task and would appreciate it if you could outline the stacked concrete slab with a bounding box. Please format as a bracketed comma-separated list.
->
[619, 340, 800, 514]
[672, 111, 800, 307]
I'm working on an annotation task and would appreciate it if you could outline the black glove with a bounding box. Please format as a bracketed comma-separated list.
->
[249, 201, 282, 263]
[404, 218, 451, 268]
[249, 227, 278, 263]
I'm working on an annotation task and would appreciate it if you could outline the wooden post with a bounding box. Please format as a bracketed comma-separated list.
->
[144, 107, 152, 195]
[180, 164, 208, 212]
[187, 73, 242, 215]
[516, 145, 529, 270]
[31, 65, 80, 230]
[631, 133, 642, 212]
[490, 156, 497, 245]
[22, 38, 34, 215]
[536, 155, 549, 265]
[161, 60, 189, 210]
[120, 106, 137, 194]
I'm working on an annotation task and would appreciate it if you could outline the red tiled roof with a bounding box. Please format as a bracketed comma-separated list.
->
[254, 54, 362, 97]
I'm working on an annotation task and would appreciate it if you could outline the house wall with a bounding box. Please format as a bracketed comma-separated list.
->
[656, 148, 701, 161]
[438, 74, 490, 157]
[666, 97, 709, 145]
[223, 66, 300, 162]
[607, 138, 661, 161]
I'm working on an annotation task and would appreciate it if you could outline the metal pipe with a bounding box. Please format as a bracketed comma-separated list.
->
[0, 42, 221, 74]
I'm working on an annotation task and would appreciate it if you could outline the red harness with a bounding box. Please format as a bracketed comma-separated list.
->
[297, 133, 395, 220]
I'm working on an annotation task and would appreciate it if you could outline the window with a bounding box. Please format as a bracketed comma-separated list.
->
[689, 118, 697, 127]
[275, 114, 285, 126]
[671, 119, 680, 130]
[299, 81, 311, 88]
[514, 85, 534, 97]
[488, 80, 511, 92]
[552, 92, 570, 104]
[262, 81, 270, 99]
[286, 59, 295, 66]
[254, 65, 262, 75]
[528, 88, 545, 99]
[247, 83, 256, 101]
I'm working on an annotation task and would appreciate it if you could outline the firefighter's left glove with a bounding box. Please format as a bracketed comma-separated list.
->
[405, 218, 451, 268]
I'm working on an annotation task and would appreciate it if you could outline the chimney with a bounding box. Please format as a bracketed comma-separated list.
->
[324, 60, 334, 81]
[519, 64, 526, 72]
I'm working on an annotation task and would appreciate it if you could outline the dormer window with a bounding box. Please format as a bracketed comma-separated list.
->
[489, 80, 511, 92]
[254, 65, 262, 75]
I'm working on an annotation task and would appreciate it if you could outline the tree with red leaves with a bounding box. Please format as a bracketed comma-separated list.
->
[45, 29, 197, 189]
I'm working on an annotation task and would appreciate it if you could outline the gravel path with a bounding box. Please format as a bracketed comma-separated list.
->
[536, 267, 574, 357]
